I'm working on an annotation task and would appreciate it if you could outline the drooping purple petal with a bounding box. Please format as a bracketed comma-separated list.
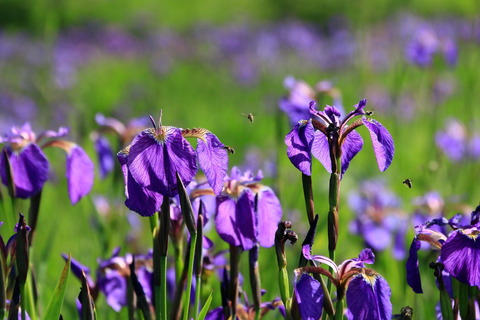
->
[197, 133, 228, 195]
[285, 120, 314, 175]
[440, 229, 480, 287]
[128, 127, 197, 197]
[346, 273, 392, 320]
[98, 270, 127, 312]
[340, 129, 363, 175]
[256, 187, 282, 248]
[118, 151, 163, 216]
[362, 118, 394, 171]
[294, 274, 323, 320]
[66, 145, 94, 204]
[0, 144, 49, 198]
[356, 248, 375, 265]
[311, 130, 331, 173]
[215, 189, 256, 250]
[94, 135, 114, 179]
[406, 238, 423, 293]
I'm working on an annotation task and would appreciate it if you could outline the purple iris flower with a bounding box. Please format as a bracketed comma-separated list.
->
[279, 77, 343, 126]
[406, 208, 480, 293]
[348, 180, 407, 260]
[435, 118, 480, 162]
[215, 167, 282, 251]
[297, 246, 392, 320]
[118, 114, 229, 215]
[0, 123, 94, 204]
[285, 99, 394, 176]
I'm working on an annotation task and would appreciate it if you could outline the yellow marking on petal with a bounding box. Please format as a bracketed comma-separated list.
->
[181, 128, 210, 142]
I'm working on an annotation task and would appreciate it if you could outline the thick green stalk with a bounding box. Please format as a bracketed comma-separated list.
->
[229, 245, 241, 320]
[193, 214, 204, 318]
[249, 245, 261, 320]
[301, 173, 315, 225]
[327, 170, 340, 260]
[183, 233, 197, 320]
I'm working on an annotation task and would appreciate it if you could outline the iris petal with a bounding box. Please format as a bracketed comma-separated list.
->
[94, 135, 114, 179]
[66, 145, 94, 204]
[256, 187, 282, 248]
[118, 151, 163, 216]
[441, 230, 480, 287]
[346, 273, 392, 320]
[406, 238, 423, 293]
[340, 130, 363, 175]
[1, 144, 49, 198]
[362, 118, 394, 171]
[311, 130, 331, 173]
[128, 127, 197, 197]
[285, 120, 314, 176]
[197, 133, 228, 195]
[294, 274, 323, 320]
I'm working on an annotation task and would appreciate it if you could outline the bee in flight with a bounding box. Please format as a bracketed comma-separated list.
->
[402, 178, 412, 188]
[242, 113, 255, 123]
[365, 110, 374, 116]
[224, 146, 235, 154]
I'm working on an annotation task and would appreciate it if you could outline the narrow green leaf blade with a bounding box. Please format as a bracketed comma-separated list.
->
[197, 291, 213, 320]
[43, 256, 70, 320]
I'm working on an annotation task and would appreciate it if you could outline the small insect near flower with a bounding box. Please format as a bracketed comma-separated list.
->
[403, 178, 413, 188]
[242, 113, 255, 123]
[224, 146, 235, 154]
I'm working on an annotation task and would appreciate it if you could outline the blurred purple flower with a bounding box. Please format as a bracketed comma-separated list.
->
[215, 167, 282, 251]
[285, 99, 394, 176]
[0, 123, 94, 204]
[348, 180, 407, 260]
[118, 115, 229, 215]
[405, 27, 458, 67]
[435, 118, 480, 162]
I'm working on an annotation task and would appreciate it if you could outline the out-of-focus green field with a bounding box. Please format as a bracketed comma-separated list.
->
[1, 0, 479, 319]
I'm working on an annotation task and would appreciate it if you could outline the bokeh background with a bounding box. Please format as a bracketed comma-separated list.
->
[1, 0, 480, 318]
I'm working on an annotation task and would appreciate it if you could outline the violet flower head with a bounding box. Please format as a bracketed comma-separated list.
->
[348, 180, 407, 260]
[285, 99, 394, 176]
[118, 113, 229, 215]
[215, 167, 282, 251]
[405, 27, 458, 67]
[0, 123, 94, 204]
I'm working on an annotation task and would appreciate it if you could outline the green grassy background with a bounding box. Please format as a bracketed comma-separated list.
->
[1, 0, 479, 318]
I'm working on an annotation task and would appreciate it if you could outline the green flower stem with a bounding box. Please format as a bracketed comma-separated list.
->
[173, 239, 184, 284]
[193, 214, 204, 318]
[19, 284, 26, 320]
[249, 245, 261, 320]
[149, 214, 158, 235]
[229, 245, 241, 320]
[334, 297, 344, 320]
[301, 173, 315, 225]
[153, 197, 170, 320]
[25, 275, 36, 320]
[183, 233, 197, 320]
[327, 170, 340, 260]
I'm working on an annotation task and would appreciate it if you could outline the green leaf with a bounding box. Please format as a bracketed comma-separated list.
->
[42, 256, 70, 320]
[197, 291, 213, 320]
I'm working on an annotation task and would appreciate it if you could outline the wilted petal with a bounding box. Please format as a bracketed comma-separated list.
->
[256, 187, 282, 248]
[340, 130, 363, 175]
[346, 272, 392, 320]
[285, 120, 314, 175]
[440, 229, 480, 287]
[215, 189, 256, 250]
[118, 151, 163, 216]
[94, 135, 114, 179]
[406, 238, 423, 293]
[0, 144, 49, 198]
[128, 127, 197, 197]
[362, 118, 394, 171]
[197, 133, 228, 195]
[66, 145, 94, 204]
[311, 130, 331, 173]
[294, 274, 323, 320]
